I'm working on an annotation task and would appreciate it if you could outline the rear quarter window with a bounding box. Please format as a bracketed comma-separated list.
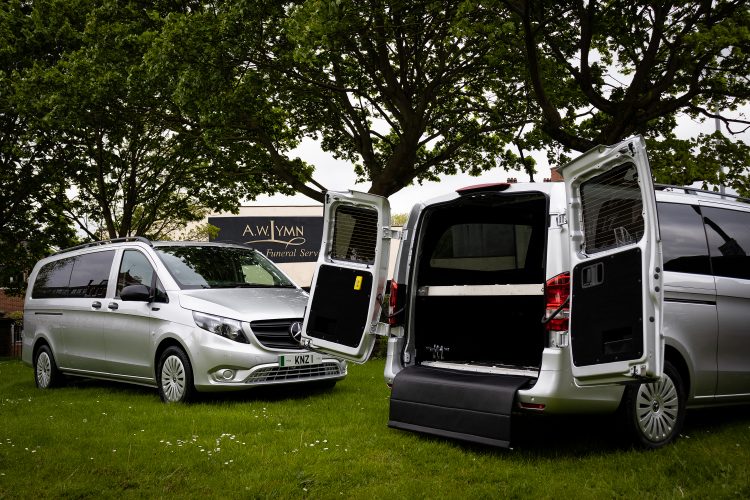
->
[31, 258, 75, 299]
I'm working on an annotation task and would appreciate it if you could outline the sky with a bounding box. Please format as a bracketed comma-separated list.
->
[241, 106, 749, 215]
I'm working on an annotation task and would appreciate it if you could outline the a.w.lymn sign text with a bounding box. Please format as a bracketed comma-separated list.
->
[208, 216, 324, 263]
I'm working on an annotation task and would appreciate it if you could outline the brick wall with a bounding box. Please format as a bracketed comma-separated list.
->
[0, 289, 24, 315]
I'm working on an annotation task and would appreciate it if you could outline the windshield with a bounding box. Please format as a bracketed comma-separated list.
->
[155, 246, 294, 289]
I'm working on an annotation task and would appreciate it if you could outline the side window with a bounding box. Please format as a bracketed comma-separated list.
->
[31, 257, 74, 299]
[702, 207, 750, 280]
[154, 277, 169, 303]
[68, 251, 116, 298]
[580, 163, 644, 254]
[656, 203, 711, 275]
[117, 250, 155, 297]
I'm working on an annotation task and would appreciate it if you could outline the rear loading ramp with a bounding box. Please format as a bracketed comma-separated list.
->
[388, 365, 533, 448]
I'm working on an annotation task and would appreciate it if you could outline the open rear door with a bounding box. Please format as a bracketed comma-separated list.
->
[560, 136, 663, 386]
[300, 190, 392, 363]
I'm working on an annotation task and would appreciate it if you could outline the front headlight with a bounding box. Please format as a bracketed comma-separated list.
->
[193, 311, 247, 343]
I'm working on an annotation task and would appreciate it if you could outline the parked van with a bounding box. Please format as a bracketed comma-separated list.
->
[297, 136, 750, 449]
[23, 241, 347, 402]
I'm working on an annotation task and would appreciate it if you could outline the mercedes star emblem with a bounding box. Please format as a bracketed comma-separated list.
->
[289, 321, 303, 344]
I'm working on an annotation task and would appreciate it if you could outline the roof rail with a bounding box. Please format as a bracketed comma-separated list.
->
[50, 236, 152, 257]
[654, 183, 750, 204]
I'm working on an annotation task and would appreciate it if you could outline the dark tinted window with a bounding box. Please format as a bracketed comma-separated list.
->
[657, 203, 711, 275]
[31, 258, 74, 299]
[154, 277, 169, 303]
[430, 223, 534, 271]
[68, 251, 115, 298]
[117, 250, 154, 296]
[417, 194, 547, 286]
[702, 207, 750, 280]
[331, 206, 378, 264]
[581, 163, 644, 254]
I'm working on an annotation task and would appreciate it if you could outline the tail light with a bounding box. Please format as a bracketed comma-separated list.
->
[388, 281, 408, 325]
[545, 272, 570, 331]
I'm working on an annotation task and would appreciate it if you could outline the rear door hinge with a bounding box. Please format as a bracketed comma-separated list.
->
[370, 322, 390, 336]
[383, 228, 401, 240]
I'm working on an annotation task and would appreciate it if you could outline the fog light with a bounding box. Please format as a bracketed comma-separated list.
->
[223, 369, 234, 380]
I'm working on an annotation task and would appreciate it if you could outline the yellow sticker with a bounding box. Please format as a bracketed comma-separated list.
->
[354, 276, 363, 290]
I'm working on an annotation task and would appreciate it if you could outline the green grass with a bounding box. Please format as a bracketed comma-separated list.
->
[1, 357, 750, 499]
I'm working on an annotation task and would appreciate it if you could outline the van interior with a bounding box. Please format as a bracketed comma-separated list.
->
[410, 193, 549, 375]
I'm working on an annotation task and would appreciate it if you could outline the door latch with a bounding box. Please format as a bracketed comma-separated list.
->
[631, 364, 647, 378]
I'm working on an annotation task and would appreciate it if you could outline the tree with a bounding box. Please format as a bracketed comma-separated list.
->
[146, 0, 537, 202]
[0, 0, 81, 295]
[495, 0, 750, 194]
[26, 0, 291, 240]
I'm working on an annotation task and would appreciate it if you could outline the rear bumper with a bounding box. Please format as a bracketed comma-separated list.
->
[515, 348, 625, 414]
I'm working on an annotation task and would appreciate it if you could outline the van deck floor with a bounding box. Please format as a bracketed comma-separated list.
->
[421, 361, 540, 378]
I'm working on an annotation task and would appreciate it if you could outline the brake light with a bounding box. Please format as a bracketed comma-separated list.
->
[545, 272, 570, 331]
[389, 282, 398, 325]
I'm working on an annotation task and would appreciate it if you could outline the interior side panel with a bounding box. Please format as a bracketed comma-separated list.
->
[570, 247, 643, 366]
[307, 264, 373, 348]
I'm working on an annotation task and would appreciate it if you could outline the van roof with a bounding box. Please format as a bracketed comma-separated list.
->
[50, 237, 252, 258]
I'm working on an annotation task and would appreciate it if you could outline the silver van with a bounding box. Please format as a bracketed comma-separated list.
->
[296, 136, 750, 449]
[23, 240, 347, 402]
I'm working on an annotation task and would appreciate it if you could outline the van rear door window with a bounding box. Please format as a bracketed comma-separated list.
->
[68, 251, 115, 298]
[31, 257, 75, 299]
[581, 163, 644, 254]
[331, 206, 378, 264]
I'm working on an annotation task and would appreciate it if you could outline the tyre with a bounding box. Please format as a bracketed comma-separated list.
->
[621, 360, 686, 449]
[34, 345, 65, 389]
[157, 346, 195, 403]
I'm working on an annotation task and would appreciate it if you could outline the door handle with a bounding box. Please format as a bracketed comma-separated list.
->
[92, 301, 102, 309]
[108, 302, 119, 310]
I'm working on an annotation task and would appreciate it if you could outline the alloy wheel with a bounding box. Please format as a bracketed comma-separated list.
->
[161, 355, 186, 402]
[636, 373, 680, 442]
[36, 352, 51, 389]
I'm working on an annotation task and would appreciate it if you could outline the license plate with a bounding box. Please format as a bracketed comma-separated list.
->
[279, 353, 322, 367]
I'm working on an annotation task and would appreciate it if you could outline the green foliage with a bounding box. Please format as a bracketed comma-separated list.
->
[0, 0, 81, 295]
[490, 0, 750, 195]
[5, 310, 23, 324]
[390, 213, 409, 227]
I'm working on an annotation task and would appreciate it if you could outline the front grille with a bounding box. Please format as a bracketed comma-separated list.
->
[250, 318, 304, 350]
[245, 363, 341, 384]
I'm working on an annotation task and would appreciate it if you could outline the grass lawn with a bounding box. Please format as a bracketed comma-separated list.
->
[1, 357, 749, 499]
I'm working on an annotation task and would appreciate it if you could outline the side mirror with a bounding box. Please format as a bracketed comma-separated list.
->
[121, 284, 151, 302]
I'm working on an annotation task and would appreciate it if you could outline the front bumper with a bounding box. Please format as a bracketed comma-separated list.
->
[188, 324, 347, 392]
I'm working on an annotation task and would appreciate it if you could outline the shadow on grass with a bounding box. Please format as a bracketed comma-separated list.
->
[393, 405, 750, 458]
[61, 374, 339, 405]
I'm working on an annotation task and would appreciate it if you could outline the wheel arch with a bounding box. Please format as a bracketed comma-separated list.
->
[663, 341, 691, 400]
[31, 335, 52, 360]
[154, 336, 193, 379]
